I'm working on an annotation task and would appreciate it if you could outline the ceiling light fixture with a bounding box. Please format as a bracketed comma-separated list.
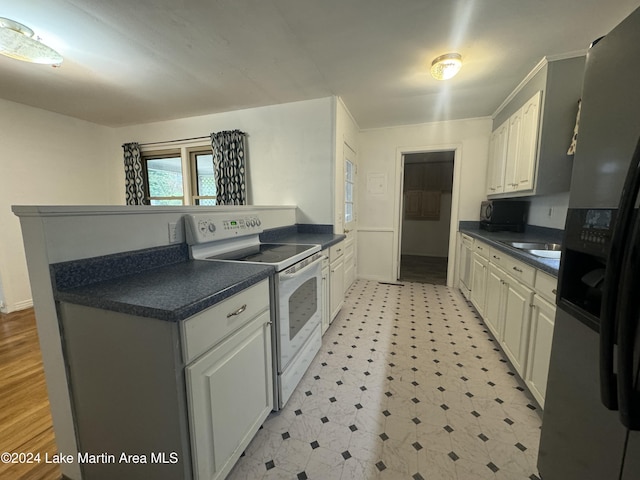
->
[0, 17, 63, 66]
[430, 53, 462, 81]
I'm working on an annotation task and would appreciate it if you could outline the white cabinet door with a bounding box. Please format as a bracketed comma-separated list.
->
[330, 258, 344, 320]
[343, 236, 355, 292]
[187, 310, 273, 480]
[470, 253, 488, 316]
[458, 234, 473, 300]
[526, 295, 555, 407]
[321, 259, 330, 335]
[504, 108, 522, 192]
[484, 264, 506, 341]
[514, 91, 541, 192]
[501, 275, 534, 376]
[487, 120, 509, 195]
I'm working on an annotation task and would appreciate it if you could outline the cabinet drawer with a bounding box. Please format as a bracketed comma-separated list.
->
[182, 279, 270, 364]
[474, 240, 490, 260]
[503, 255, 536, 287]
[330, 241, 344, 262]
[535, 270, 558, 304]
[488, 247, 509, 268]
[461, 233, 474, 248]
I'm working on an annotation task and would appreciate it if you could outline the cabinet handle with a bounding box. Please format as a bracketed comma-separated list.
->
[493, 255, 500, 260]
[227, 304, 247, 318]
[552, 289, 558, 295]
[512, 266, 523, 273]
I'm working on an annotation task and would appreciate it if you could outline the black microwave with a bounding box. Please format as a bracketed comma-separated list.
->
[480, 200, 528, 232]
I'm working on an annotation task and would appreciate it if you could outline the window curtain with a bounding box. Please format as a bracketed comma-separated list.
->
[123, 142, 146, 205]
[210, 130, 247, 205]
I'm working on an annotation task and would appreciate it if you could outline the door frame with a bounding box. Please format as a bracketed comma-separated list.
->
[393, 143, 462, 287]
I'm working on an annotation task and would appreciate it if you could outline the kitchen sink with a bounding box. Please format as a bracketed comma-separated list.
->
[501, 241, 562, 259]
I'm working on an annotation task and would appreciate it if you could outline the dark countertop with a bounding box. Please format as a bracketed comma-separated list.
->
[268, 232, 345, 250]
[55, 260, 274, 322]
[459, 223, 563, 277]
[51, 223, 342, 322]
[260, 224, 345, 250]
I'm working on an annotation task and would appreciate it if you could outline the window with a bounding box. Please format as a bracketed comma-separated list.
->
[190, 150, 216, 205]
[142, 148, 217, 206]
[345, 158, 355, 224]
[143, 151, 184, 205]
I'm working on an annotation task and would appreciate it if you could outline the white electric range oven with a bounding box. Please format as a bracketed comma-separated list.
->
[185, 212, 323, 409]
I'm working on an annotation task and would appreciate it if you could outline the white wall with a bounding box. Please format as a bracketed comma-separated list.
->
[112, 97, 335, 225]
[527, 192, 569, 229]
[0, 99, 116, 312]
[357, 118, 492, 282]
[401, 193, 453, 257]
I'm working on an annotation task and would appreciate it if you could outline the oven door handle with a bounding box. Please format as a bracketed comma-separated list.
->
[280, 257, 322, 280]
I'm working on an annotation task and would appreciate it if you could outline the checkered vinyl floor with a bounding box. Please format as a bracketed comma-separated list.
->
[228, 280, 542, 479]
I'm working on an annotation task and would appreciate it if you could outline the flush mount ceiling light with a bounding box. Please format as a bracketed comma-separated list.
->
[430, 53, 462, 80]
[0, 17, 63, 66]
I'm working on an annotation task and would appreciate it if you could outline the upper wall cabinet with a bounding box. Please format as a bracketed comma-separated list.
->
[486, 56, 585, 198]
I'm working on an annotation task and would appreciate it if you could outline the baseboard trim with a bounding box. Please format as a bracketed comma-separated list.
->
[4, 299, 34, 313]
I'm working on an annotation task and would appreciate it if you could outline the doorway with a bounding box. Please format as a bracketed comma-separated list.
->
[398, 151, 455, 285]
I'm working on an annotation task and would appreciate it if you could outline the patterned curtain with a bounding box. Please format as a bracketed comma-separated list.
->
[123, 142, 146, 205]
[210, 130, 247, 205]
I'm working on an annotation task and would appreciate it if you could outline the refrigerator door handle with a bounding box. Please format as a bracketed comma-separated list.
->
[601, 135, 640, 410]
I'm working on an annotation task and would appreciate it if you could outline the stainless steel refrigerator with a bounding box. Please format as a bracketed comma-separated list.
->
[538, 6, 640, 480]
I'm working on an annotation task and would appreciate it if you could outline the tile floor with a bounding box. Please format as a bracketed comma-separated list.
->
[228, 280, 543, 480]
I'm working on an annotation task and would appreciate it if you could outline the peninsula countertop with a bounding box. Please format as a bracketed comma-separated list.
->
[51, 244, 274, 322]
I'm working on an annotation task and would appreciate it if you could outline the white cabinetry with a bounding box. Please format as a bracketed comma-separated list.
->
[458, 234, 474, 300]
[484, 263, 507, 340]
[490, 91, 542, 195]
[470, 241, 490, 315]
[525, 270, 557, 407]
[488, 56, 585, 198]
[185, 280, 273, 480]
[343, 236, 355, 292]
[501, 274, 534, 376]
[321, 251, 330, 334]
[329, 241, 345, 320]
[526, 294, 555, 407]
[486, 120, 509, 195]
[460, 233, 558, 407]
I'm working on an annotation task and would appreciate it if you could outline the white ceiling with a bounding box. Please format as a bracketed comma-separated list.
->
[0, 0, 637, 129]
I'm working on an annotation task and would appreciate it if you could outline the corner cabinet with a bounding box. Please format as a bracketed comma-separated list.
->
[487, 56, 585, 198]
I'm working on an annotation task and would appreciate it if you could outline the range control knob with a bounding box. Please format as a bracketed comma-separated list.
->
[208, 223, 216, 233]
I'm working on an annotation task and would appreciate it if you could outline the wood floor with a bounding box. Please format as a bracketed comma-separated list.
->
[399, 254, 448, 285]
[0, 308, 61, 480]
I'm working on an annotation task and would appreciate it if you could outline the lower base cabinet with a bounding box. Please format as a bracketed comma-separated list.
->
[329, 242, 345, 320]
[525, 295, 556, 407]
[59, 279, 273, 480]
[460, 234, 557, 408]
[187, 309, 273, 480]
[501, 275, 534, 377]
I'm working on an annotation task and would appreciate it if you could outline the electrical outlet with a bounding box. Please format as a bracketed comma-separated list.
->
[168, 222, 178, 243]
[548, 207, 554, 217]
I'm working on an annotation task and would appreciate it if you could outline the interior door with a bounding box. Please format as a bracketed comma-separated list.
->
[343, 143, 357, 291]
